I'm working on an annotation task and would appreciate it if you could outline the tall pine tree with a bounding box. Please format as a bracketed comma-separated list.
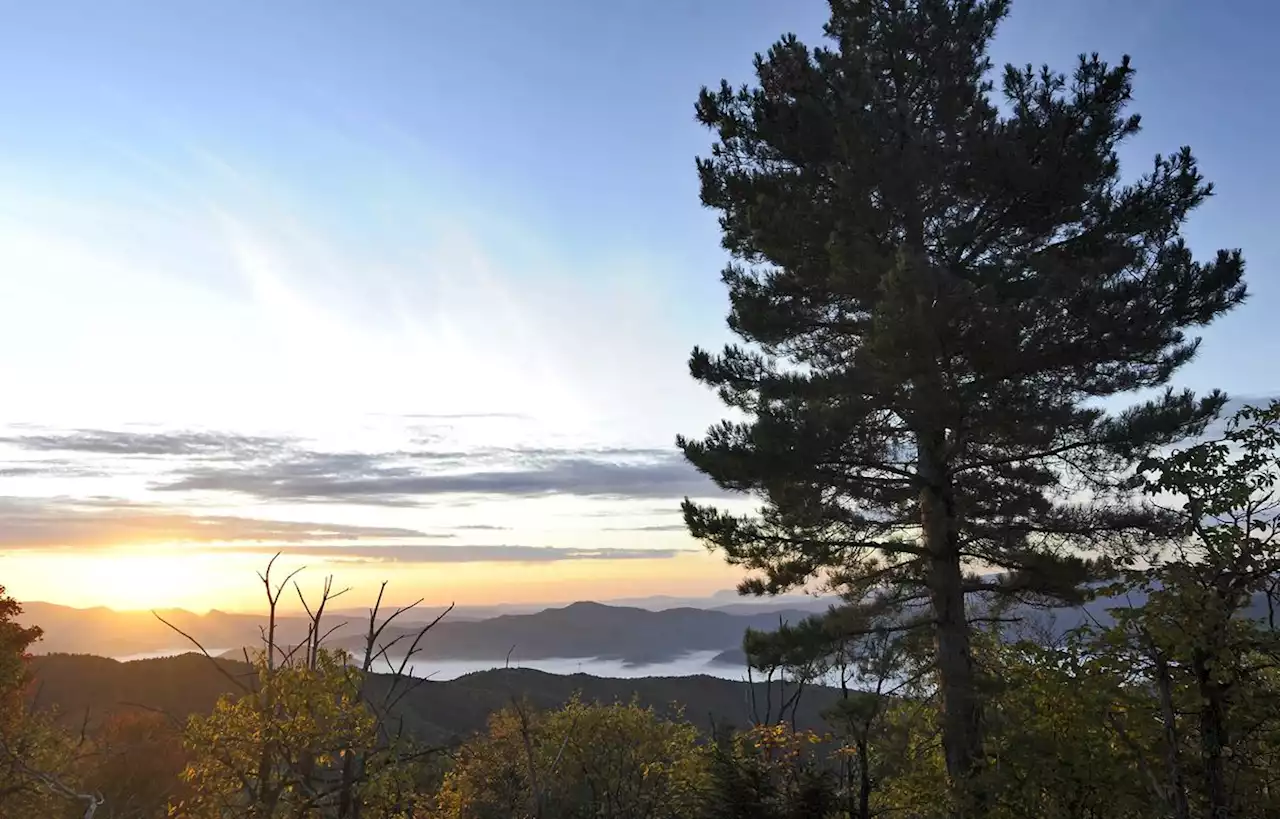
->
[677, 0, 1246, 809]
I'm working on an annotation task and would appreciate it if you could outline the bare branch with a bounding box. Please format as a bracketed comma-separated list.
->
[152, 611, 252, 693]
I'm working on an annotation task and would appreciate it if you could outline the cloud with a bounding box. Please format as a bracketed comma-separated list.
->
[208, 544, 692, 564]
[0, 492, 696, 562]
[0, 459, 109, 479]
[397, 412, 529, 421]
[1200, 394, 1280, 438]
[0, 468, 42, 477]
[0, 427, 726, 511]
[0, 496, 437, 550]
[601, 524, 689, 532]
[1, 429, 716, 502]
[147, 445, 720, 503]
[156, 456, 717, 502]
[0, 429, 288, 460]
[577, 505, 684, 517]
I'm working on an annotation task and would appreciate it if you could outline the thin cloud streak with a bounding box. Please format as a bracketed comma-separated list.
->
[154, 455, 719, 502]
[397, 412, 529, 420]
[602, 524, 689, 532]
[208, 543, 693, 564]
[0, 496, 436, 550]
[0, 429, 289, 459]
[0, 462, 108, 479]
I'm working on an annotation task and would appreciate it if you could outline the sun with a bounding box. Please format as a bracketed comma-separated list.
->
[14, 548, 265, 612]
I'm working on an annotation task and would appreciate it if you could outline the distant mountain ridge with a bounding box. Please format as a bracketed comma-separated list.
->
[318, 590, 832, 621]
[324, 601, 818, 665]
[18, 598, 822, 666]
[17, 601, 333, 658]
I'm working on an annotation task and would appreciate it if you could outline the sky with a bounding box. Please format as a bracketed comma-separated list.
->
[0, 0, 1275, 612]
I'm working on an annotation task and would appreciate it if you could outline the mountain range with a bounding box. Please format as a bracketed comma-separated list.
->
[17, 597, 824, 667]
[23, 587, 1261, 670]
[324, 601, 818, 665]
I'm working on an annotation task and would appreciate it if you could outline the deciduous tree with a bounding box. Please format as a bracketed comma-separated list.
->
[431, 697, 708, 819]
[0, 587, 94, 818]
[1084, 401, 1280, 817]
[165, 561, 447, 818]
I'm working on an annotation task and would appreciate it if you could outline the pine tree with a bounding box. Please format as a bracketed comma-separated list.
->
[677, 0, 1246, 810]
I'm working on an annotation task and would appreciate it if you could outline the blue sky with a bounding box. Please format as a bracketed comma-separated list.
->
[0, 0, 1274, 610]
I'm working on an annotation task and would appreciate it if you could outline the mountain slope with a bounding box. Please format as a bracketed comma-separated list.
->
[27, 654, 840, 744]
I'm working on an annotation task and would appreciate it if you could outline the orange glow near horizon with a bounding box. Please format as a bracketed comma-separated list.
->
[1, 548, 747, 613]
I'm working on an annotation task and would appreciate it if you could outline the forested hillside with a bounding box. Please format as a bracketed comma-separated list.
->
[26, 654, 838, 746]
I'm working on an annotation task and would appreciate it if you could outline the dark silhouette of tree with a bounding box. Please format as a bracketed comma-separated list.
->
[678, 0, 1246, 810]
[0, 586, 99, 817]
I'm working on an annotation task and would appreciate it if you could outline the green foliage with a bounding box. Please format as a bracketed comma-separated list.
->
[430, 697, 708, 819]
[740, 610, 923, 818]
[0, 585, 91, 819]
[175, 648, 420, 819]
[0, 590, 41, 710]
[978, 640, 1155, 819]
[705, 724, 839, 819]
[1079, 401, 1280, 817]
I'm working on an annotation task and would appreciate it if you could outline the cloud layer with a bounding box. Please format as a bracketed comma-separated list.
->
[1, 427, 720, 505]
[0, 496, 432, 550]
[0, 496, 692, 564]
[155, 453, 715, 503]
[0, 424, 713, 561]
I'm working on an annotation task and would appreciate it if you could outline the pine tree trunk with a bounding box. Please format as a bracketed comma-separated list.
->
[918, 436, 984, 815]
[928, 552, 983, 812]
[856, 734, 872, 819]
